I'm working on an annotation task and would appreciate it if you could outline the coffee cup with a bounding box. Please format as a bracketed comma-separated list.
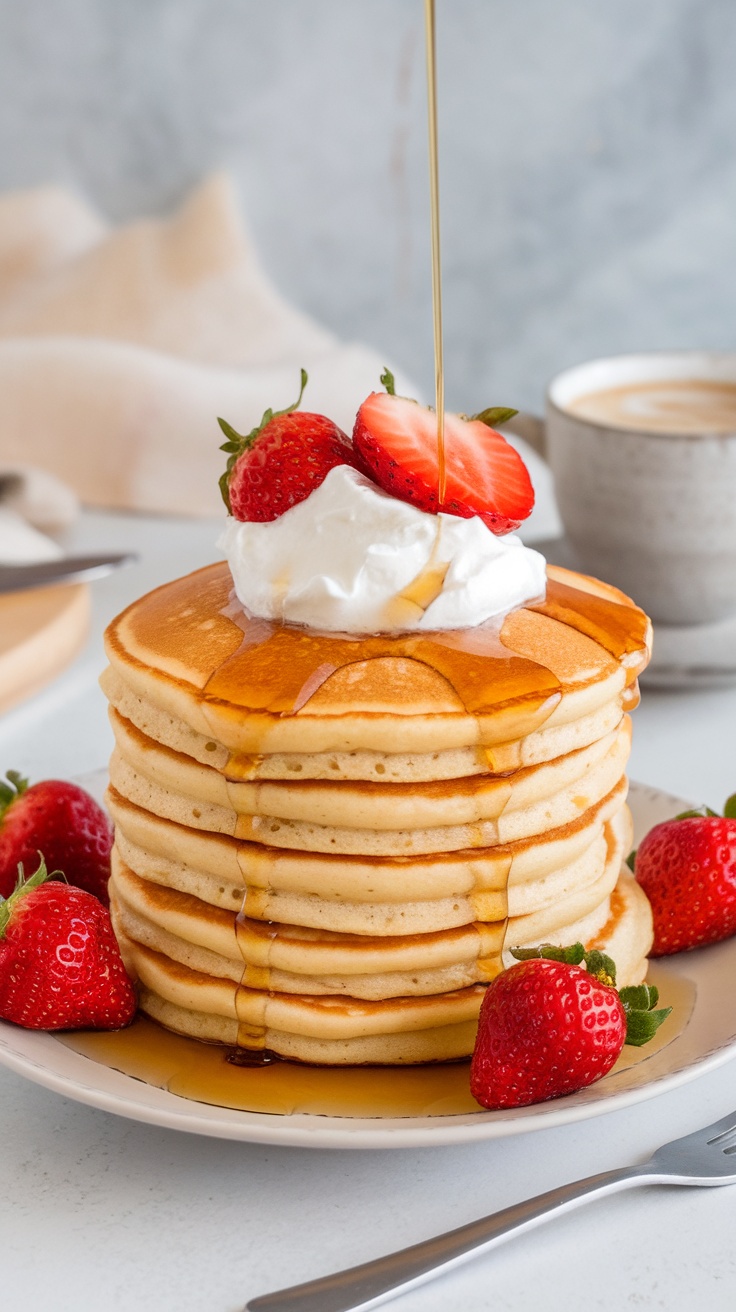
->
[510, 351, 736, 626]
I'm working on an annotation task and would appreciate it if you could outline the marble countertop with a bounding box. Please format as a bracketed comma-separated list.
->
[2, 509, 736, 1312]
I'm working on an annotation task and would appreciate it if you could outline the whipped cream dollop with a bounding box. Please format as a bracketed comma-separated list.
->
[218, 465, 546, 633]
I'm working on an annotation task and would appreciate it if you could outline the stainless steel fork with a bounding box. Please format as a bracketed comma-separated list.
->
[245, 1109, 736, 1312]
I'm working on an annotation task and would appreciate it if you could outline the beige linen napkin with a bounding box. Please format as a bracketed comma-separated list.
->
[0, 466, 78, 562]
[0, 175, 413, 516]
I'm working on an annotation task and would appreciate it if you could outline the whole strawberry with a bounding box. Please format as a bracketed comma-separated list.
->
[0, 771, 113, 905]
[0, 858, 136, 1030]
[632, 796, 736, 955]
[470, 944, 669, 1111]
[218, 369, 365, 522]
[353, 369, 534, 534]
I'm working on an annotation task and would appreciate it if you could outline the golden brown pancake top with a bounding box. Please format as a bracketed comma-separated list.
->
[105, 562, 651, 730]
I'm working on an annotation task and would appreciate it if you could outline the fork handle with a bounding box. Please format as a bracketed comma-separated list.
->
[246, 1162, 656, 1312]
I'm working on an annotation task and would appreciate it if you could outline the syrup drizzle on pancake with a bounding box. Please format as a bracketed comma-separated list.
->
[207, 579, 562, 724]
[234, 914, 280, 1061]
[531, 579, 649, 673]
[185, 563, 649, 1058]
[202, 564, 647, 721]
[103, 560, 649, 1062]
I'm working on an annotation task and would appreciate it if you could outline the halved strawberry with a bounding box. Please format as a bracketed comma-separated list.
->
[353, 372, 534, 534]
[218, 369, 365, 522]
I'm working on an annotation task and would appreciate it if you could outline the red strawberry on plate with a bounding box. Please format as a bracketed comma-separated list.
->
[353, 370, 534, 534]
[218, 368, 365, 521]
[0, 771, 113, 905]
[470, 943, 670, 1110]
[0, 857, 136, 1031]
[632, 795, 736, 955]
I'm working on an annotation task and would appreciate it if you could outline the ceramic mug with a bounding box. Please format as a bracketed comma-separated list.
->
[510, 351, 736, 626]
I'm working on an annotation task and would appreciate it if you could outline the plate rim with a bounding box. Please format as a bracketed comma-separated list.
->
[1, 778, 735, 1149]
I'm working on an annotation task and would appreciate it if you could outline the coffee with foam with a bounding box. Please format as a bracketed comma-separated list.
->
[566, 378, 736, 435]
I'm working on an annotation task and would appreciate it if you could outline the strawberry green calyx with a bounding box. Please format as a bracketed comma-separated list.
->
[511, 941, 585, 965]
[379, 367, 519, 435]
[510, 942, 671, 1046]
[511, 941, 616, 986]
[0, 770, 29, 824]
[217, 368, 308, 512]
[470, 406, 519, 431]
[0, 855, 59, 937]
[619, 983, 671, 1047]
[583, 949, 618, 988]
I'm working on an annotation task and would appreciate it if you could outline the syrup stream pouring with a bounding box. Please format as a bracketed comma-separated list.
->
[245, 1108, 736, 1312]
[424, 0, 446, 504]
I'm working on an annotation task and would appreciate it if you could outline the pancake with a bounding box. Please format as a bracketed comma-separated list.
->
[109, 802, 631, 997]
[104, 561, 651, 754]
[108, 706, 630, 832]
[106, 776, 628, 908]
[100, 664, 626, 781]
[110, 792, 630, 936]
[103, 559, 653, 1064]
[108, 717, 631, 857]
[111, 871, 652, 1064]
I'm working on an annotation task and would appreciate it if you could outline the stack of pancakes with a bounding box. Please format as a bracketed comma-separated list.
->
[103, 560, 653, 1065]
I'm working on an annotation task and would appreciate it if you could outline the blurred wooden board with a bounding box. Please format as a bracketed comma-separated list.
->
[0, 584, 90, 715]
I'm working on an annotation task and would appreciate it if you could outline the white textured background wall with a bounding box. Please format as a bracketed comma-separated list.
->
[1, 0, 735, 413]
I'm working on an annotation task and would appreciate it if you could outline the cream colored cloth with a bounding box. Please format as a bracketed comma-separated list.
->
[0, 465, 78, 562]
[0, 175, 413, 516]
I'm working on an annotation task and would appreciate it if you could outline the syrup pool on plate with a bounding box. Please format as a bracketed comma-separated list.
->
[57, 964, 692, 1118]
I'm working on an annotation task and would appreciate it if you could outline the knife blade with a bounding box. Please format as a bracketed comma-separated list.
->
[0, 553, 137, 594]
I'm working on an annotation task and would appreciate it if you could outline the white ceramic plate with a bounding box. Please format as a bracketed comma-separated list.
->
[0, 780, 734, 1149]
